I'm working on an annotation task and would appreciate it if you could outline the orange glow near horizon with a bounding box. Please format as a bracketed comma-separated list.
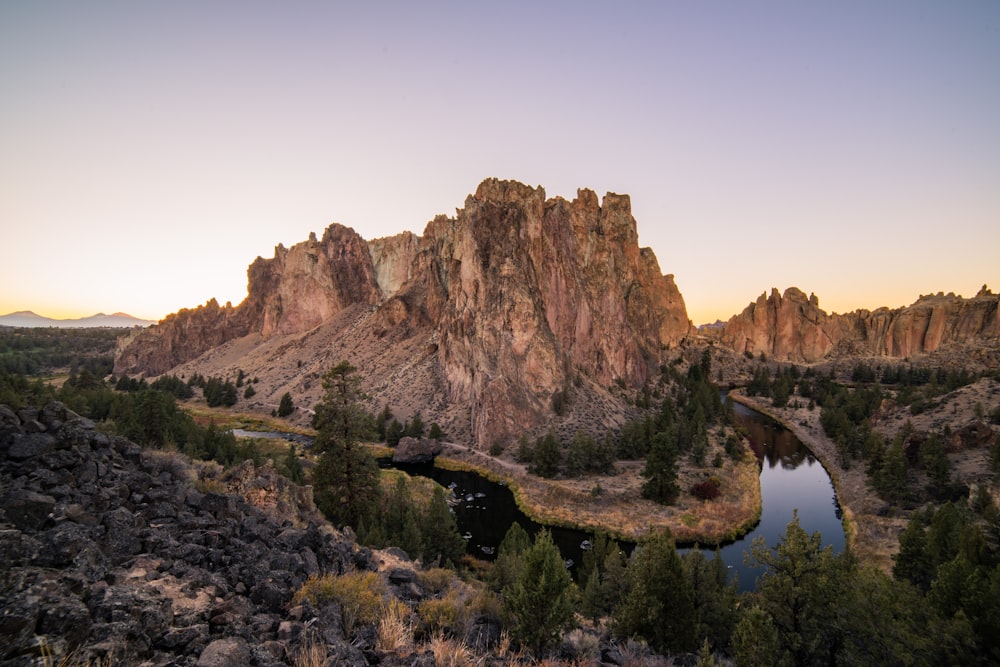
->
[1, 4, 997, 327]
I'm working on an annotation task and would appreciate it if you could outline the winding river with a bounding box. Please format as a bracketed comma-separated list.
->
[236, 400, 844, 592]
[384, 400, 844, 592]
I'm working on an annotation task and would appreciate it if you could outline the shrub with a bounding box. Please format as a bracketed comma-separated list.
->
[418, 568, 455, 596]
[292, 571, 386, 636]
[691, 480, 721, 500]
[417, 591, 464, 638]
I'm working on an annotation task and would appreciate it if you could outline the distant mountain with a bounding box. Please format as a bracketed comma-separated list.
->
[0, 310, 156, 329]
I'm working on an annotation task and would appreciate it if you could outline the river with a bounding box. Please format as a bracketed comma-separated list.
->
[383, 400, 844, 591]
[235, 400, 844, 591]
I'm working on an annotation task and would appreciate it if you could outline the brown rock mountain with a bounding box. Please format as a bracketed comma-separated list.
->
[115, 179, 693, 447]
[710, 285, 1000, 363]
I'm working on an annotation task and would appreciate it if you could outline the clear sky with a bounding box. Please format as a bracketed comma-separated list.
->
[2, 2, 998, 325]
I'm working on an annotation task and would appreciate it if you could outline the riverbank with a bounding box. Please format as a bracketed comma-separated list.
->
[200, 403, 764, 547]
[727, 391, 904, 572]
[432, 437, 762, 546]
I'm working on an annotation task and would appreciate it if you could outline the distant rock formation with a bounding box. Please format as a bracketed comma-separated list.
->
[710, 285, 1000, 362]
[114, 179, 693, 448]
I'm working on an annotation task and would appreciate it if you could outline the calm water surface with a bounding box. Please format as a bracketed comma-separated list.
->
[387, 400, 844, 592]
[238, 399, 845, 592]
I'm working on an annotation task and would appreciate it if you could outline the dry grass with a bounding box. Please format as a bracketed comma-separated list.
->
[428, 634, 474, 667]
[292, 632, 327, 667]
[377, 598, 414, 653]
[436, 433, 763, 545]
[39, 639, 120, 667]
[292, 570, 387, 636]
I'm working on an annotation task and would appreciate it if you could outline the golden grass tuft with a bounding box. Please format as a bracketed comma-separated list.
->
[376, 598, 414, 653]
[428, 633, 473, 667]
[292, 633, 327, 667]
[292, 570, 386, 636]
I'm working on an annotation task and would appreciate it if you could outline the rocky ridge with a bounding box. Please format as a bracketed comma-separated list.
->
[0, 401, 448, 666]
[114, 179, 693, 448]
[710, 285, 1000, 364]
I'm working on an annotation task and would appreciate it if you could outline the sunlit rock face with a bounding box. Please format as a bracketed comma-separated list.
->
[113, 178, 693, 448]
[711, 285, 1000, 362]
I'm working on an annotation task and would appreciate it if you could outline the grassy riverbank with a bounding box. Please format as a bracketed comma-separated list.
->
[434, 438, 762, 546]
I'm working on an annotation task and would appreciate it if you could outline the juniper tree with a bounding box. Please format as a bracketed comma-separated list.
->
[311, 361, 379, 529]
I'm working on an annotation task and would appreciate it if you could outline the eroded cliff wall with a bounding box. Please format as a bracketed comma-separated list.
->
[712, 285, 1000, 362]
[114, 179, 693, 447]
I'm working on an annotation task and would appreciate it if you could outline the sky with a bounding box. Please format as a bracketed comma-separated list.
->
[2, 2, 998, 325]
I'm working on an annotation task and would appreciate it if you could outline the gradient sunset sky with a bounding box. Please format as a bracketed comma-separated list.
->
[2, 2, 998, 325]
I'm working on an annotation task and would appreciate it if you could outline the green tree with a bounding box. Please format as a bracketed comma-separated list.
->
[421, 486, 466, 566]
[385, 418, 405, 446]
[615, 530, 695, 653]
[685, 549, 738, 652]
[579, 532, 628, 622]
[282, 444, 304, 483]
[311, 362, 379, 529]
[491, 522, 532, 593]
[383, 475, 423, 558]
[745, 512, 839, 666]
[732, 605, 783, 667]
[405, 412, 425, 438]
[642, 428, 680, 504]
[277, 391, 294, 417]
[505, 529, 575, 656]
[530, 430, 560, 478]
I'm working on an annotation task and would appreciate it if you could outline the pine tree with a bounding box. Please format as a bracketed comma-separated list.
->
[642, 428, 680, 504]
[383, 475, 423, 558]
[746, 512, 840, 666]
[615, 529, 695, 653]
[505, 529, 575, 656]
[531, 430, 560, 478]
[311, 362, 379, 529]
[421, 486, 465, 566]
[491, 522, 532, 593]
[277, 392, 294, 417]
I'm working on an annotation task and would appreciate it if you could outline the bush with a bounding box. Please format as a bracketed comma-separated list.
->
[277, 392, 294, 417]
[292, 571, 386, 636]
[691, 480, 721, 500]
[417, 590, 465, 638]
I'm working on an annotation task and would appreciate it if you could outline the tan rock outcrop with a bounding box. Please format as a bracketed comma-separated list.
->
[712, 285, 1000, 362]
[114, 179, 693, 448]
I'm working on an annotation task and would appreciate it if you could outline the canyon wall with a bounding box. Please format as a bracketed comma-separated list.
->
[711, 285, 1000, 362]
[114, 179, 693, 447]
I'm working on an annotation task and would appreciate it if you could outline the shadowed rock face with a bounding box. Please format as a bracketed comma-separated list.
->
[114, 179, 693, 448]
[711, 285, 1000, 362]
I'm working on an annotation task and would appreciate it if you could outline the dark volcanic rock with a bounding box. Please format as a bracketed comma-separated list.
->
[0, 401, 390, 666]
[392, 436, 443, 464]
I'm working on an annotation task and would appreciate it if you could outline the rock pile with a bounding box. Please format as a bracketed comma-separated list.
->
[0, 401, 427, 666]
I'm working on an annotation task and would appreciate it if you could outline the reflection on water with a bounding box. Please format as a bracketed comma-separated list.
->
[245, 400, 845, 593]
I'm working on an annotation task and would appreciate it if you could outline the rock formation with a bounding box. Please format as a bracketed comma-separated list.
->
[114, 179, 693, 447]
[711, 285, 1000, 363]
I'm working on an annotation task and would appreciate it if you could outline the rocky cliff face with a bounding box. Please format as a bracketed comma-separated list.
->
[712, 285, 1000, 362]
[114, 179, 693, 447]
